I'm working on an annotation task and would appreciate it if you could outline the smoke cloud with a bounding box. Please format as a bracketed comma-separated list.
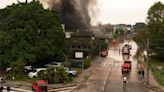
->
[41, 0, 98, 31]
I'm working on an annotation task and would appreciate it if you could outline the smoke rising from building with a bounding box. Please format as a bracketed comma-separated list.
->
[42, 0, 98, 31]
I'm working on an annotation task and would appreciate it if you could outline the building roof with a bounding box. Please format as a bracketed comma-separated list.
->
[71, 31, 94, 37]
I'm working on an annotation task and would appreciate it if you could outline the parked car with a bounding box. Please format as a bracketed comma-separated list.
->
[24, 66, 34, 73]
[28, 68, 46, 78]
[6, 66, 34, 73]
[6, 68, 12, 73]
[45, 62, 61, 67]
[65, 68, 77, 76]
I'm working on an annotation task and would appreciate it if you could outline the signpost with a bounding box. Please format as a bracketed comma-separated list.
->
[75, 51, 84, 71]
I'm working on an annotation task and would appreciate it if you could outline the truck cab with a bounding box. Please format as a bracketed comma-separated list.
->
[32, 80, 48, 92]
[122, 60, 132, 73]
[122, 45, 130, 54]
[100, 49, 108, 57]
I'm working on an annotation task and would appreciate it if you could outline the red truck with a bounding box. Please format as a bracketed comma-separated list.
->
[32, 80, 48, 92]
[100, 49, 108, 57]
[122, 61, 132, 73]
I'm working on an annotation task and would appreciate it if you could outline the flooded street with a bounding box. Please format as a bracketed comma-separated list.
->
[72, 40, 149, 92]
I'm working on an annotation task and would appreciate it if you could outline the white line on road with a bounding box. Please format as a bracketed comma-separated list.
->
[68, 84, 79, 92]
[102, 68, 111, 92]
[2, 86, 32, 92]
[48, 84, 79, 92]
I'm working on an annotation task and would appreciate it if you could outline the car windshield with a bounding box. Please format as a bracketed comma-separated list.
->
[124, 61, 131, 63]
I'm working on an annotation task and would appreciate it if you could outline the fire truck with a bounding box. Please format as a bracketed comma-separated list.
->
[100, 49, 108, 57]
[32, 80, 48, 92]
[122, 45, 130, 54]
[122, 60, 132, 73]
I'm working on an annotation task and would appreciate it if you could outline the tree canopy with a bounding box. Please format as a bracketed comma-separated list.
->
[0, 0, 65, 68]
[134, 2, 164, 59]
[147, 1, 164, 58]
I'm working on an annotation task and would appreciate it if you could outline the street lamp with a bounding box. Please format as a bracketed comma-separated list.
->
[98, 39, 101, 64]
[61, 24, 65, 33]
[91, 36, 95, 40]
[91, 36, 95, 46]
[146, 38, 150, 85]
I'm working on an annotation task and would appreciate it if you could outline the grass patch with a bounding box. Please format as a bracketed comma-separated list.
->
[150, 59, 164, 86]
[83, 75, 90, 81]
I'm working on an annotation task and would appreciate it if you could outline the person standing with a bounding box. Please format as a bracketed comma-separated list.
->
[141, 70, 145, 79]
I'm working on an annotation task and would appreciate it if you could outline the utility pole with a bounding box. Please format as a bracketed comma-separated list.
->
[146, 38, 149, 85]
[99, 42, 100, 64]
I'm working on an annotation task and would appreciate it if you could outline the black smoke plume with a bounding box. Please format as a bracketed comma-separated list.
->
[43, 0, 97, 31]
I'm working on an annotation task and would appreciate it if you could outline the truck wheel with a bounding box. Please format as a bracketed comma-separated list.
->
[69, 73, 73, 76]
[32, 87, 34, 91]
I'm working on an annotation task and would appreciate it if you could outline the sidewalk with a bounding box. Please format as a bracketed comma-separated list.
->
[74, 56, 103, 83]
[144, 70, 164, 92]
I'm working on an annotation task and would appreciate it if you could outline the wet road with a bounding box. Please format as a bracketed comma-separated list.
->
[72, 40, 149, 92]
[104, 40, 148, 92]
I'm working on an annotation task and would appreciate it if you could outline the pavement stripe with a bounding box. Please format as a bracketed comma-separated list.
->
[103, 68, 111, 92]
[1, 86, 32, 92]
[11, 87, 33, 92]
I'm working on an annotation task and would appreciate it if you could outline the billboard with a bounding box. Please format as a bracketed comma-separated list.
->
[75, 52, 83, 59]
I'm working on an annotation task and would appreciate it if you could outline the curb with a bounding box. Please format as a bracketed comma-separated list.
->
[141, 78, 163, 92]
[49, 83, 78, 89]
[136, 61, 164, 92]
[144, 84, 160, 92]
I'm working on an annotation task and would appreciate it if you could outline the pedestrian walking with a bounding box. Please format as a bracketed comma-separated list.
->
[141, 70, 144, 78]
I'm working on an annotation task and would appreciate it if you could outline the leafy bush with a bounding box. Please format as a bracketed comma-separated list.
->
[83, 59, 91, 69]
[44, 66, 71, 84]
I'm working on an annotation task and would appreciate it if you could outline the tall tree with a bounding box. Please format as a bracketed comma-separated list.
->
[0, 1, 64, 68]
[147, 1, 164, 58]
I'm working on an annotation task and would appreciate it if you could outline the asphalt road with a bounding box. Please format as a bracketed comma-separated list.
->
[72, 40, 150, 92]
[104, 40, 148, 92]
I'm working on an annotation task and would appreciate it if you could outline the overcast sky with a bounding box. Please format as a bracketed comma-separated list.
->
[0, 0, 164, 25]
[97, 0, 164, 25]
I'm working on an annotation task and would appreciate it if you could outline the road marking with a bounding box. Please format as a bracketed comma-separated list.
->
[48, 84, 79, 92]
[2, 86, 32, 92]
[102, 68, 111, 92]
[68, 84, 80, 92]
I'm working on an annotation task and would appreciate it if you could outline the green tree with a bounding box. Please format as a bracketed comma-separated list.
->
[133, 22, 146, 31]
[0, 1, 65, 67]
[10, 58, 26, 79]
[45, 66, 70, 84]
[147, 1, 164, 58]
[133, 29, 148, 50]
